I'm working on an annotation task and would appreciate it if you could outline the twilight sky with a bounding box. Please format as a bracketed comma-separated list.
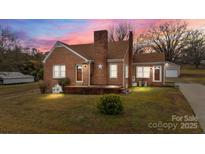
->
[0, 19, 205, 52]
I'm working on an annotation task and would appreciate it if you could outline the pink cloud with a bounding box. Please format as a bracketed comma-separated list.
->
[36, 19, 205, 52]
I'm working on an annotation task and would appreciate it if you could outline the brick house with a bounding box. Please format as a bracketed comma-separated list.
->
[43, 30, 165, 91]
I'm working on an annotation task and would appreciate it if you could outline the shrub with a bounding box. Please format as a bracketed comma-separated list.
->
[58, 78, 70, 88]
[38, 80, 47, 94]
[36, 68, 44, 81]
[97, 94, 123, 115]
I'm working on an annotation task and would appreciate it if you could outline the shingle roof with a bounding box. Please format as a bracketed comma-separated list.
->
[107, 41, 129, 59]
[0, 72, 34, 79]
[133, 52, 165, 63]
[59, 40, 129, 60]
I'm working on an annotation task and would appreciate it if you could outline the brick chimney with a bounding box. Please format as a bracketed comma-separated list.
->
[128, 31, 133, 87]
[92, 30, 108, 85]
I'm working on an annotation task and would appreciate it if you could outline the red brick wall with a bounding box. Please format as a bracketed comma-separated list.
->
[44, 47, 89, 90]
[92, 30, 108, 85]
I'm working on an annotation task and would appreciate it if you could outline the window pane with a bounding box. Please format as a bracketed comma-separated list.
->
[137, 67, 143, 78]
[54, 71, 59, 78]
[136, 66, 150, 78]
[54, 65, 59, 72]
[111, 65, 117, 71]
[143, 67, 150, 78]
[77, 65, 82, 69]
[110, 64, 117, 78]
[61, 65, 65, 72]
[61, 71, 65, 78]
[112, 71, 117, 78]
[53, 65, 59, 78]
[60, 65, 66, 77]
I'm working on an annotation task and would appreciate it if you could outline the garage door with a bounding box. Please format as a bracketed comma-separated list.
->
[166, 70, 178, 77]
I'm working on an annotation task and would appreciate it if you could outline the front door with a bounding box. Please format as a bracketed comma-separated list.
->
[153, 66, 161, 82]
[76, 65, 83, 82]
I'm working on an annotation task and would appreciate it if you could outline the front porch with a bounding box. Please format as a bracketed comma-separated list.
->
[64, 85, 123, 94]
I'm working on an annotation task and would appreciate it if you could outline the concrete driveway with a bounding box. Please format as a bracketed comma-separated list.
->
[176, 83, 205, 132]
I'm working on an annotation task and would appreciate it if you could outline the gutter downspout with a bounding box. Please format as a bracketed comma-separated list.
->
[88, 61, 91, 86]
[163, 62, 166, 85]
[122, 60, 125, 88]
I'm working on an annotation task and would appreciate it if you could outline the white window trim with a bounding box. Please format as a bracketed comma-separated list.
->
[109, 64, 118, 79]
[125, 65, 129, 78]
[153, 65, 162, 82]
[76, 64, 83, 82]
[136, 66, 150, 78]
[53, 65, 66, 79]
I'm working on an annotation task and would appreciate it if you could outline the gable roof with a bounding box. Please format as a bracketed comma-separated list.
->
[43, 40, 129, 63]
[133, 52, 165, 63]
[69, 40, 129, 59]
[61, 42, 94, 60]
[43, 41, 91, 63]
[0, 72, 34, 79]
[107, 41, 129, 59]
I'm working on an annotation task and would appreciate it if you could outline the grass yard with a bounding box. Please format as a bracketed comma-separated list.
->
[0, 83, 203, 133]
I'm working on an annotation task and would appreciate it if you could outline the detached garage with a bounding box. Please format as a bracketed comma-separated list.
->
[165, 62, 180, 78]
[0, 72, 34, 85]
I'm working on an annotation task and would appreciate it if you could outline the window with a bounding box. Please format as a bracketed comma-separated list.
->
[53, 65, 66, 78]
[110, 64, 117, 78]
[76, 65, 83, 82]
[136, 66, 150, 78]
[125, 65, 128, 78]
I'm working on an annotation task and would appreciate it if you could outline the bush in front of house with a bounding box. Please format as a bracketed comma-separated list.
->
[58, 78, 71, 88]
[38, 80, 47, 94]
[97, 94, 123, 115]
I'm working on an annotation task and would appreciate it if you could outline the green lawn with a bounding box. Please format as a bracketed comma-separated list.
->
[181, 65, 205, 75]
[0, 83, 202, 133]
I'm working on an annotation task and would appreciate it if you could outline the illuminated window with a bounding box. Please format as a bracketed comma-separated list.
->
[136, 66, 150, 78]
[110, 64, 117, 78]
[53, 65, 66, 78]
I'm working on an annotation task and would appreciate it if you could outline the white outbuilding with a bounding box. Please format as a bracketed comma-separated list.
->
[0, 72, 34, 84]
[164, 61, 180, 78]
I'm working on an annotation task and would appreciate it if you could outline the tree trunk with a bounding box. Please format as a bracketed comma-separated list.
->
[195, 63, 199, 69]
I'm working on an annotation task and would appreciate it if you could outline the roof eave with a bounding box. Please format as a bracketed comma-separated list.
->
[133, 62, 165, 65]
[43, 41, 90, 63]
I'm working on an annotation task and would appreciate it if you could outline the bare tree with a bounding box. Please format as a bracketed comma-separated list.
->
[108, 23, 133, 42]
[183, 30, 205, 68]
[145, 21, 190, 62]
[0, 26, 21, 53]
[134, 34, 153, 54]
